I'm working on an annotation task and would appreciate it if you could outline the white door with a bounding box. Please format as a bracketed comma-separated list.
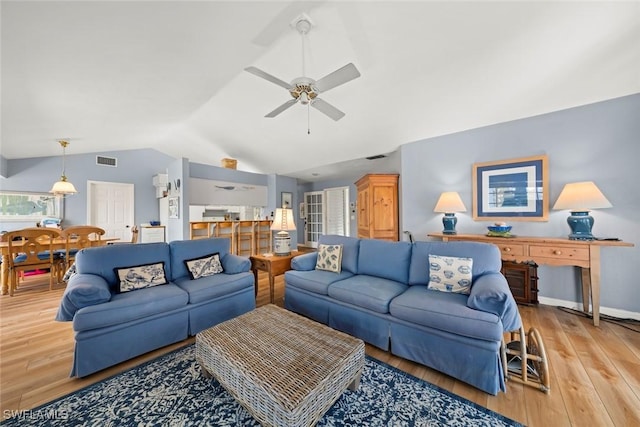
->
[87, 181, 135, 241]
[304, 191, 323, 248]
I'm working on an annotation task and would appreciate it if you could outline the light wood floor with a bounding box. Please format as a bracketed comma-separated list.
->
[1, 272, 639, 425]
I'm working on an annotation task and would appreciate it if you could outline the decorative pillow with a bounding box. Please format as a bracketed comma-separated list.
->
[428, 254, 473, 294]
[114, 262, 168, 293]
[184, 252, 224, 280]
[315, 244, 343, 273]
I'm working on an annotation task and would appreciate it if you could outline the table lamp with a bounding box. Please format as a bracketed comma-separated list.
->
[270, 208, 296, 255]
[552, 181, 612, 240]
[433, 192, 467, 235]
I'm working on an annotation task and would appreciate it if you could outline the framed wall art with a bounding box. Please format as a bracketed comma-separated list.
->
[0, 191, 63, 222]
[281, 192, 292, 209]
[168, 196, 180, 219]
[472, 154, 549, 221]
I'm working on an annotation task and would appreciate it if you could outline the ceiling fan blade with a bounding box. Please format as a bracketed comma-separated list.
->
[244, 66, 291, 90]
[265, 99, 298, 118]
[311, 98, 346, 121]
[315, 63, 361, 93]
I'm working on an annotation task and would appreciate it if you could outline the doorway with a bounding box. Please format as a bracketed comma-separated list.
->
[87, 181, 135, 241]
[303, 186, 349, 247]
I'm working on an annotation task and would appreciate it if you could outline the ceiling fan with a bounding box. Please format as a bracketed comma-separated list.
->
[245, 14, 361, 123]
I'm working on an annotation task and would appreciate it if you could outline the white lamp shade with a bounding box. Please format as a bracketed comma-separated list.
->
[270, 208, 296, 231]
[434, 192, 467, 213]
[553, 181, 612, 211]
[50, 178, 78, 195]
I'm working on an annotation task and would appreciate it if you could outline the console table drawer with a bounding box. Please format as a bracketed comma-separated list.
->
[529, 245, 589, 261]
[495, 243, 525, 257]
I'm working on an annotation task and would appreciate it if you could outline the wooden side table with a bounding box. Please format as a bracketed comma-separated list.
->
[250, 251, 302, 304]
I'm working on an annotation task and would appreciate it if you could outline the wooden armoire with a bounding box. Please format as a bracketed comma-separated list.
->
[355, 174, 399, 241]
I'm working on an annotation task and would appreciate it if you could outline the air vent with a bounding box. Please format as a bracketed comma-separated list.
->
[96, 156, 117, 167]
[366, 154, 386, 160]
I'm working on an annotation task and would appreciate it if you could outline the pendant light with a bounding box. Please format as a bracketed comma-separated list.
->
[50, 140, 78, 195]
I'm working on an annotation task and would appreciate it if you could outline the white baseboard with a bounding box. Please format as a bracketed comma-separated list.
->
[538, 297, 640, 322]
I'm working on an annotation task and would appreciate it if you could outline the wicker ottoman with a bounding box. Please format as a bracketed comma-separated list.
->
[196, 304, 365, 427]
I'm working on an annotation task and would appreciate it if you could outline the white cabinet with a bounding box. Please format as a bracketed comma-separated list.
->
[140, 226, 166, 243]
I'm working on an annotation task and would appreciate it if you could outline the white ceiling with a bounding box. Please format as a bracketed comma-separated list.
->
[2, 1, 639, 182]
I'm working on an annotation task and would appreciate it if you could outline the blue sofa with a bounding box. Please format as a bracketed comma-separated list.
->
[284, 235, 521, 395]
[56, 237, 255, 377]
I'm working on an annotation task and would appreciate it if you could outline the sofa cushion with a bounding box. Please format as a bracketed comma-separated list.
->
[73, 283, 188, 332]
[173, 272, 254, 304]
[184, 252, 223, 280]
[428, 254, 473, 294]
[285, 269, 354, 295]
[169, 238, 231, 281]
[389, 285, 503, 342]
[317, 235, 360, 274]
[114, 262, 168, 293]
[315, 244, 343, 273]
[328, 275, 408, 314]
[408, 241, 502, 286]
[357, 239, 412, 284]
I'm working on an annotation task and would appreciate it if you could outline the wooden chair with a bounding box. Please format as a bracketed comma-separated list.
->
[62, 225, 106, 270]
[130, 226, 139, 243]
[190, 222, 213, 240]
[4, 228, 64, 296]
[254, 220, 272, 254]
[236, 221, 255, 257]
[215, 221, 236, 254]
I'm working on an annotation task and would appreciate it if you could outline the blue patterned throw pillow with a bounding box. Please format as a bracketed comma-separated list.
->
[184, 252, 224, 280]
[428, 254, 473, 294]
[114, 262, 168, 293]
[315, 244, 343, 273]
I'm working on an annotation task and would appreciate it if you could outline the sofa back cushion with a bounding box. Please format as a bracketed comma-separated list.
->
[317, 235, 360, 274]
[169, 237, 230, 280]
[357, 239, 412, 284]
[408, 241, 502, 285]
[75, 242, 171, 293]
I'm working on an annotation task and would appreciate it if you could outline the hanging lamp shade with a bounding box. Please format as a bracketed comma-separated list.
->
[50, 140, 77, 195]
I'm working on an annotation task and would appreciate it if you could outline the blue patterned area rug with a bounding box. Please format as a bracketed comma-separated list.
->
[3, 345, 523, 426]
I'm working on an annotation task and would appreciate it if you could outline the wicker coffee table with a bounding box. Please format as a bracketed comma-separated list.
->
[196, 304, 365, 427]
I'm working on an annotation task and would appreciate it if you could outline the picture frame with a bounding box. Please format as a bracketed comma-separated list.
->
[299, 202, 306, 219]
[472, 154, 549, 221]
[281, 192, 293, 209]
[168, 196, 180, 219]
[0, 191, 63, 222]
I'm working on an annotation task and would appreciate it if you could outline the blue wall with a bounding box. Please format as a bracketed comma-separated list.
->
[1, 148, 174, 231]
[401, 94, 639, 313]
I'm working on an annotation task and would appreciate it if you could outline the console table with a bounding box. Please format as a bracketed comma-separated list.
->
[428, 233, 634, 326]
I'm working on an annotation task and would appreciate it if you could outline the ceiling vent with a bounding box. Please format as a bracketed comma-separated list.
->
[96, 155, 117, 167]
[366, 154, 386, 160]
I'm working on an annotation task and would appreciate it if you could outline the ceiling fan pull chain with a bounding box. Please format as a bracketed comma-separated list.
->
[307, 103, 311, 135]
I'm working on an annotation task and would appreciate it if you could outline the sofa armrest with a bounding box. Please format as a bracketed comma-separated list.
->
[221, 253, 251, 274]
[467, 272, 522, 332]
[55, 274, 112, 321]
[291, 252, 318, 271]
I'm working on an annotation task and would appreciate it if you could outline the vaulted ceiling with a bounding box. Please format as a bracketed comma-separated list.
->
[2, 1, 638, 182]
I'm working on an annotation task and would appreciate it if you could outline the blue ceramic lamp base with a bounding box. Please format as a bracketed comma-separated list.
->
[442, 213, 458, 235]
[566, 211, 595, 240]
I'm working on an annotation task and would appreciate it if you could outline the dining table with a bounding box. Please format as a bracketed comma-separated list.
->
[0, 236, 119, 295]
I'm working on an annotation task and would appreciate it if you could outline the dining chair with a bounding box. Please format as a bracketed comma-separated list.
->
[4, 227, 64, 296]
[62, 225, 106, 271]
[130, 226, 139, 243]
